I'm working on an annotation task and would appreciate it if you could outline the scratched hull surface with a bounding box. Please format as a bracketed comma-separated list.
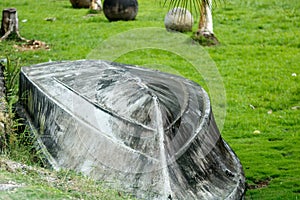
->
[19, 60, 245, 199]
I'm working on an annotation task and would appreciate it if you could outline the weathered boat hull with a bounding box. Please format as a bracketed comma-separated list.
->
[19, 60, 245, 199]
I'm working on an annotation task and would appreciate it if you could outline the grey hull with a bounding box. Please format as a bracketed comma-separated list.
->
[19, 60, 245, 199]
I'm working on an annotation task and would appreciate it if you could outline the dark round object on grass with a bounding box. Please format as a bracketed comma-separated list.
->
[103, 0, 138, 21]
[70, 0, 91, 8]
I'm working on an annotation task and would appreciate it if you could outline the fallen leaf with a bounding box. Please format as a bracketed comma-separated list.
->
[267, 110, 272, 114]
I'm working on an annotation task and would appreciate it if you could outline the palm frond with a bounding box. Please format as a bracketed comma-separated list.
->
[163, 0, 207, 14]
[163, 0, 220, 14]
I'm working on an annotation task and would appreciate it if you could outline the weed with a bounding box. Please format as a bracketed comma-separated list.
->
[0, 57, 20, 153]
[0, 58, 45, 166]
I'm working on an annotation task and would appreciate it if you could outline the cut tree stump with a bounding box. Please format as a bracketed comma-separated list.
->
[0, 8, 26, 41]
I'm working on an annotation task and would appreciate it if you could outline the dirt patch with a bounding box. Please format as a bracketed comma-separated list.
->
[13, 40, 50, 51]
[247, 178, 270, 190]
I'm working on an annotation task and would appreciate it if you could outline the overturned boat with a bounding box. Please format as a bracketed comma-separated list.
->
[19, 60, 245, 199]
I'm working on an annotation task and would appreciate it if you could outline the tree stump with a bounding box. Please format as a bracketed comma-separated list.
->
[0, 8, 26, 41]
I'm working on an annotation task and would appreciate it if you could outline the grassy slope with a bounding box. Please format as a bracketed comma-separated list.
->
[0, 0, 299, 199]
[0, 156, 133, 199]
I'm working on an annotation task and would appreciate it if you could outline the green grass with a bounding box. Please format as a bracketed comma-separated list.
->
[0, 0, 300, 199]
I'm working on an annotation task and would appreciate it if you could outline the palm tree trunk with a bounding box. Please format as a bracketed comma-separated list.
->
[195, 0, 219, 45]
[197, 0, 214, 35]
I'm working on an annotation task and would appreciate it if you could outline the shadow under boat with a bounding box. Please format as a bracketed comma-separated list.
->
[19, 60, 245, 199]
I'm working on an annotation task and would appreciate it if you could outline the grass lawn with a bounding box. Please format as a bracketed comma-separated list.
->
[0, 0, 299, 199]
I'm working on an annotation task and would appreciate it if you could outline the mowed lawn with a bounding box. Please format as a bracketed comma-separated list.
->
[0, 0, 299, 199]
